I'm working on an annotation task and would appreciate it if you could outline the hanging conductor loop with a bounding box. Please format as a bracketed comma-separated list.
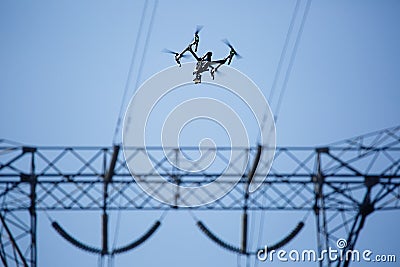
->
[241, 211, 248, 254]
[104, 145, 120, 182]
[196, 218, 305, 255]
[191, 144, 268, 256]
[188, 208, 200, 222]
[52, 217, 163, 256]
[159, 209, 169, 221]
[239, 144, 263, 255]
[52, 142, 163, 256]
[42, 209, 53, 223]
[302, 209, 312, 222]
[246, 144, 263, 191]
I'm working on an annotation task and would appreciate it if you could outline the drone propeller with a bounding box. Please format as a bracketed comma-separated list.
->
[162, 49, 189, 58]
[210, 61, 226, 80]
[194, 25, 204, 35]
[192, 25, 203, 52]
[222, 39, 242, 59]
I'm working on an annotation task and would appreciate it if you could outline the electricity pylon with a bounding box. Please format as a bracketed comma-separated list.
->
[0, 126, 399, 267]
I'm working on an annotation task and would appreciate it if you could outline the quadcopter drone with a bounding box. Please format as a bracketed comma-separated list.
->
[163, 26, 241, 84]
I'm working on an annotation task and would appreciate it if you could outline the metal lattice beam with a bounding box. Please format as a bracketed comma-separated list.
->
[0, 126, 399, 267]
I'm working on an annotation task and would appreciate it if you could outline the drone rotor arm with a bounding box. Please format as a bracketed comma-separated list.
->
[210, 59, 226, 65]
[208, 61, 224, 80]
[193, 25, 203, 52]
[188, 47, 201, 61]
[228, 55, 233, 65]
[194, 36, 199, 52]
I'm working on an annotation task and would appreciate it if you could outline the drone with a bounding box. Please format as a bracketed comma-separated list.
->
[163, 26, 241, 84]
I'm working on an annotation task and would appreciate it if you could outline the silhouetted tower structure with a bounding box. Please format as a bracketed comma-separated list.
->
[0, 126, 399, 267]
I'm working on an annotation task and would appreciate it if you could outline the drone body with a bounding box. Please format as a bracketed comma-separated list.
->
[163, 26, 241, 84]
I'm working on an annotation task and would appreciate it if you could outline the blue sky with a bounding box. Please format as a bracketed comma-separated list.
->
[0, 0, 399, 266]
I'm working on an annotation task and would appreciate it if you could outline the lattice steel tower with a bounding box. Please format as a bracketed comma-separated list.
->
[0, 126, 399, 267]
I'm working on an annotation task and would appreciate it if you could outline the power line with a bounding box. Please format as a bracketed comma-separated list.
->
[112, 0, 149, 145]
[109, 1, 159, 265]
[131, 0, 159, 95]
[268, 0, 301, 104]
[256, 3, 312, 266]
[122, 0, 159, 142]
[1, 126, 399, 266]
[274, 0, 312, 122]
[258, 0, 301, 145]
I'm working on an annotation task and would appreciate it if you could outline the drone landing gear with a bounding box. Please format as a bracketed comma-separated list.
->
[175, 57, 181, 67]
[210, 68, 215, 80]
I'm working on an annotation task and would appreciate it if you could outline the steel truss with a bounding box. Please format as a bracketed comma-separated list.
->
[0, 126, 399, 266]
